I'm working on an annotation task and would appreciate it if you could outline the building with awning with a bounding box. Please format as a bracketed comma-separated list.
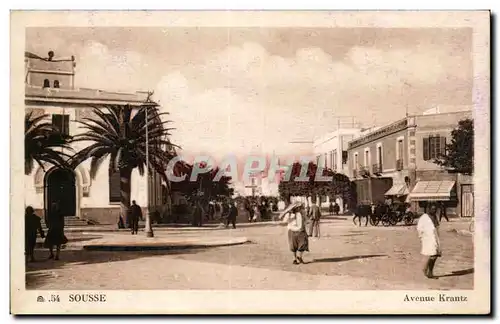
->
[408, 180, 456, 201]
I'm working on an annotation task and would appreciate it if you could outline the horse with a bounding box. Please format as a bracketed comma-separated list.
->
[353, 204, 373, 227]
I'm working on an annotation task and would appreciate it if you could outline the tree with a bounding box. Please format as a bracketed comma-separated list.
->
[278, 161, 354, 206]
[25, 111, 72, 175]
[170, 163, 234, 204]
[70, 101, 177, 237]
[434, 118, 474, 175]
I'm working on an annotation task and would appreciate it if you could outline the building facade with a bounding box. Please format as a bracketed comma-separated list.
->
[312, 127, 361, 211]
[347, 110, 473, 217]
[24, 51, 165, 225]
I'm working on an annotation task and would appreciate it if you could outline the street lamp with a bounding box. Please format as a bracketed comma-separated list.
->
[144, 101, 155, 238]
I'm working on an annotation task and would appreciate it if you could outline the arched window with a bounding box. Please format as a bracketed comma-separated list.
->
[54, 80, 60, 88]
[43, 79, 50, 88]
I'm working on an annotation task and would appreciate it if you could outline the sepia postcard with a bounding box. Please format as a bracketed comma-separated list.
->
[10, 10, 490, 315]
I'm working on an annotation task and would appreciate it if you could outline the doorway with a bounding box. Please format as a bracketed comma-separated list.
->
[45, 168, 76, 217]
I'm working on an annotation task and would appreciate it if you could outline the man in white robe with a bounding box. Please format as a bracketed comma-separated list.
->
[417, 203, 441, 279]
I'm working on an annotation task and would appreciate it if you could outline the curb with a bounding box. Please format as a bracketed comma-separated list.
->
[82, 237, 250, 251]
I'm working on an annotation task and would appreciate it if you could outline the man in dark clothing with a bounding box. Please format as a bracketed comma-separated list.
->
[25, 206, 44, 262]
[439, 202, 449, 222]
[226, 201, 238, 229]
[129, 200, 143, 235]
[333, 202, 340, 215]
[308, 201, 322, 238]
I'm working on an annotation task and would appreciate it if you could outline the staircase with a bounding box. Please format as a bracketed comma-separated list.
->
[41, 216, 92, 230]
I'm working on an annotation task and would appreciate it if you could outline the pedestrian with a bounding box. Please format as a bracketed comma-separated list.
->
[333, 202, 340, 215]
[129, 200, 142, 235]
[192, 202, 203, 227]
[308, 200, 321, 238]
[226, 201, 238, 229]
[278, 202, 309, 264]
[25, 206, 44, 262]
[417, 203, 442, 279]
[43, 201, 68, 260]
[328, 202, 334, 216]
[214, 202, 222, 221]
[439, 202, 449, 222]
[253, 204, 261, 222]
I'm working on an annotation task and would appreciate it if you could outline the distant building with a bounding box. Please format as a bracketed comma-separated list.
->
[312, 127, 362, 211]
[347, 110, 473, 217]
[24, 50, 166, 224]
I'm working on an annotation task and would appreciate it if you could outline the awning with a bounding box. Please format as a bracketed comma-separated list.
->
[385, 184, 409, 197]
[408, 181, 456, 201]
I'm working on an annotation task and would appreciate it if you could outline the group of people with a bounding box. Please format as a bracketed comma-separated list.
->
[25, 202, 67, 262]
[192, 199, 239, 229]
[277, 199, 444, 279]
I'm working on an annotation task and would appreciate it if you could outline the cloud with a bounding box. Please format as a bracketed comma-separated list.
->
[153, 41, 471, 158]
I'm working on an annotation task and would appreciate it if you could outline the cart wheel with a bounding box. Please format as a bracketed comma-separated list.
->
[389, 215, 398, 226]
[353, 216, 359, 226]
[381, 214, 390, 227]
[404, 213, 414, 226]
[373, 216, 380, 226]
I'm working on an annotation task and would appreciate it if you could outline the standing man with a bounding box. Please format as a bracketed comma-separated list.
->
[129, 200, 143, 235]
[308, 200, 322, 238]
[226, 201, 238, 229]
[43, 201, 67, 260]
[333, 202, 340, 215]
[25, 206, 45, 262]
[417, 203, 441, 279]
[439, 202, 449, 222]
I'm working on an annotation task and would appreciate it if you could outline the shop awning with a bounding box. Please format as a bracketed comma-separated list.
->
[408, 181, 456, 201]
[385, 184, 409, 197]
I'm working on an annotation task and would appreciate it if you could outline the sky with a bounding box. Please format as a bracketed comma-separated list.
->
[26, 27, 473, 162]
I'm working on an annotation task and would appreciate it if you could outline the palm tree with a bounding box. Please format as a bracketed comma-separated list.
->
[70, 102, 177, 237]
[25, 111, 72, 175]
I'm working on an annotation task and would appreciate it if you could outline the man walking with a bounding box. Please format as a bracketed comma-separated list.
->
[129, 200, 143, 235]
[417, 203, 441, 279]
[226, 201, 238, 229]
[308, 200, 321, 238]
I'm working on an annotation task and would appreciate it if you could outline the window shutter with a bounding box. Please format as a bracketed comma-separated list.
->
[440, 136, 446, 157]
[423, 137, 430, 161]
[63, 115, 70, 135]
[109, 170, 121, 203]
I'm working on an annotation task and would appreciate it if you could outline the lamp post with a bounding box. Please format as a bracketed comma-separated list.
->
[144, 104, 154, 238]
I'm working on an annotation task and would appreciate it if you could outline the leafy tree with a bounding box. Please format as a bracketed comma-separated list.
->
[170, 162, 234, 204]
[25, 111, 72, 175]
[278, 161, 354, 206]
[434, 118, 474, 175]
[70, 101, 177, 237]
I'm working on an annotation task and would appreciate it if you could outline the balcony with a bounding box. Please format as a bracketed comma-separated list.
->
[359, 166, 370, 178]
[372, 163, 383, 175]
[396, 159, 404, 171]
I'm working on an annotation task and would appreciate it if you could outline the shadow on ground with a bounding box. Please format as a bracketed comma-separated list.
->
[25, 246, 222, 289]
[438, 268, 474, 278]
[313, 254, 387, 263]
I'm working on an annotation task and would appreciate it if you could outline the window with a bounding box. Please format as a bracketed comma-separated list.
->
[109, 170, 121, 203]
[324, 153, 327, 168]
[377, 144, 383, 166]
[396, 139, 404, 161]
[342, 151, 348, 164]
[364, 149, 371, 168]
[43, 79, 50, 88]
[423, 135, 446, 160]
[51, 114, 70, 136]
[332, 150, 338, 171]
[353, 153, 359, 170]
[54, 80, 60, 88]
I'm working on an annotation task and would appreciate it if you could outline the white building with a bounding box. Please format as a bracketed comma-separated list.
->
[24, 50, 165, 225]
[312, 126, 362, 211]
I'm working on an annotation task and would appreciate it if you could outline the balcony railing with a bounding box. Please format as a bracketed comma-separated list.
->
[372, 163, 382, 175]
[396, 159, 404, 171]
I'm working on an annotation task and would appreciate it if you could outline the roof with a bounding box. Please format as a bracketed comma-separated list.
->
[25, 85, 151, 106]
